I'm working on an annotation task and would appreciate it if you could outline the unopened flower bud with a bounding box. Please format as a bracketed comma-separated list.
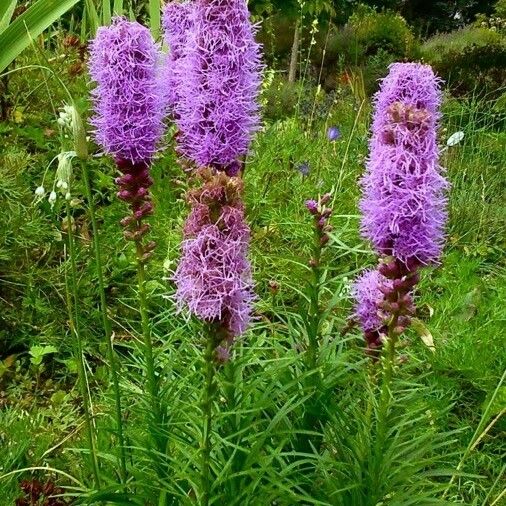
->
[305, 199, 318, 215]
[117, 189, 132, 200]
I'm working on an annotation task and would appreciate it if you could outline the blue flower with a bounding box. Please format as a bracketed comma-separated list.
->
[327, 126, 341, 142]
[296, 161, 310, 176]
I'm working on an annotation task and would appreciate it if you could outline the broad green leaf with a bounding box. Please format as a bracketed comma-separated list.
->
[0, 0, 80, 74]
[148, 0, 161, 39]
[0, 0, 17, 34]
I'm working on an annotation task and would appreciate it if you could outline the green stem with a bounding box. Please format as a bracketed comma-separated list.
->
[371, 314, 399, 499]
[64, 201, 101, 488]
[135, 240, 162, 450]
[202, 328, 216, 506]
[307, 228, 322, 371]
[379, 315, 399, 411]
[81, 162, 127, 483]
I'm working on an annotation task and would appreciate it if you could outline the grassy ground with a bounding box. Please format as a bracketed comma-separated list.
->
[0, 46, 505, 504]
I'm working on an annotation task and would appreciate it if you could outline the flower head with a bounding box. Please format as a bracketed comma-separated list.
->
[89, 17, 164, 165]
[174, 206, 253, 337]
[327, 126, 341, 142]
[175, 0, 262, 172]
[360, 62, 448, 266]
[174, 171, 254, 339]
[297, 161, 310, 176]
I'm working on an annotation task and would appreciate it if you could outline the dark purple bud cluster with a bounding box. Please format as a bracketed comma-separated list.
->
[305, 193, 333, 255]
[377, 257, 420, 335]
[116, 159, 156, 262]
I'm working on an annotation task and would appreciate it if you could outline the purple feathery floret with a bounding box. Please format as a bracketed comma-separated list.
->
[174, 203, 253, 337]
[176, 0, 262, 172]
[360, 62, 448, 266]
[352, 269, 390, 334]
[89, 17, 164, 164]
[162, 1, 194, 116]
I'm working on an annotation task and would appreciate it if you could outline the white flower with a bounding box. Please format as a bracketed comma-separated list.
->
[49, 191, 57, 205]
[34, 186, 45, 197]
[447, 131, 465, 147]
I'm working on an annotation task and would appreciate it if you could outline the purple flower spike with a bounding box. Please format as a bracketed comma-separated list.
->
[89, 17, 164, 165]
[175, 207, 253, 338]
[360, 62, 448, 266]
[176, 0, 262, 170]
[327, 126, 341, 142]
[162, 1, 194, 117]
[174, 171, 254, 340]
[89, 17, 164, 253]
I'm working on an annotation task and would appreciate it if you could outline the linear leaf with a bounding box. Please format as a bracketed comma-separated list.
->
[0, 0, 80, 74]
[84, 0, 99, 36]
[102, 0, 111, 25]
[113, 0, 124, 16]
[0, 0, 18, 34]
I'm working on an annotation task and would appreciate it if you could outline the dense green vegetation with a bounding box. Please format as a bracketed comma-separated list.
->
[0, 1, 505, 505]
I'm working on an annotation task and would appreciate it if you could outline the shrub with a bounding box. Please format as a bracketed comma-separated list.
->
[422, 26, 506, 95]
[321, 4, 418, 66]
[495, 0, 506, 18]
[422, 26, 502, 64]
[347, 4, 418, 62]
[318, 5, 419, 95]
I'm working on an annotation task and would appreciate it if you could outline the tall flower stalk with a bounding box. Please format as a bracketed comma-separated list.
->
[56, 101, 129, 482]
[56, 153, 101, 487]
[89, 17, 165, 458]
[295, 194, 333, 454]
[165, 1, 261, 502]
[304, 194, 333, 370]
[355, 61, 447, 399]
[351, 62, 448, 496]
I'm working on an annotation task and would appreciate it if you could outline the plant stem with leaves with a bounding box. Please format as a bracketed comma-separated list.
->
[134, 237, 163, 454]
[81, 161, 127, 483]
[64, 200, 101, 488]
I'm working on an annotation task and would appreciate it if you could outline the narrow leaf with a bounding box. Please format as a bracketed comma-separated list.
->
[102, 0, 111, 25]
[113, 0, 124, 16]
[84, 0, 100, 36]
[0, 0, 80, 74]
[0, 0, 18, 34]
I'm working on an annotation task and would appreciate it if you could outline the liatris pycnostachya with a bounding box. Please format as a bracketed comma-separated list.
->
[89, 16, 164, 257]
[174, 0, 262, 175]
[88, 16, 166, 460]
[355, 63, 448, 347]
[305, 193, 334, 258]
[174, 169, 254, 361]
[360, 62, 447, 268]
